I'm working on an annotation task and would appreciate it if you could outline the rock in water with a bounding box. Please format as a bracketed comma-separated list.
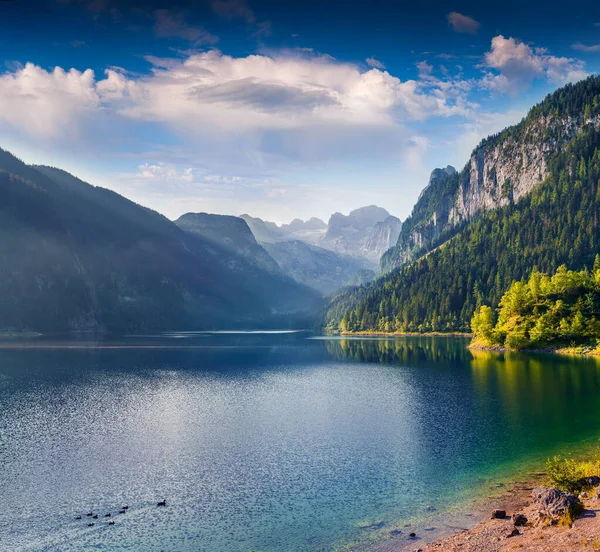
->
[531, 486, 580, 521]
[491, 509, 506, 519]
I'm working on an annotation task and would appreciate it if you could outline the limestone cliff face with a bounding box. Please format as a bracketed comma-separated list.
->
[383, 112, 600, 271]
[320, 206, 401, 268]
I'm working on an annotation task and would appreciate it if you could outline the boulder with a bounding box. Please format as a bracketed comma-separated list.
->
[512, 513, 528, 526]
[491, 509, 506, 519]
[577, 475, 600, 488]
[531, 486, 580, 521]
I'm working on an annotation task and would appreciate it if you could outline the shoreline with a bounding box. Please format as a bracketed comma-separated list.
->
[360, 470, 600, 552]
[468, 343, 600, 356]
[358, 434, 600, 552]
[336, 331, 473, 338]
[366, 477, 538, 552]
[419, 480, 600, 551]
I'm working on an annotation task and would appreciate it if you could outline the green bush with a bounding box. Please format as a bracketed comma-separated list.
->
[546, 454, 600, 493]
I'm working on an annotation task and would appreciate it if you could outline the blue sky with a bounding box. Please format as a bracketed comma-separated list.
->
[1, 0, 599, 223]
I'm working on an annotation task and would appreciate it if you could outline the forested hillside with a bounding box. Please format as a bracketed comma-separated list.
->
[0, 153, 320, 332]
[325, 76, 600, 333]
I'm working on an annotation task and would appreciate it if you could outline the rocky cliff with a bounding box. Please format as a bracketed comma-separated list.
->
[382, 109, 600, 271]
[320, 206, 401, 267]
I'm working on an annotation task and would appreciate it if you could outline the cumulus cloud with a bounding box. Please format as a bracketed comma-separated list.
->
[447, 12, 480, 34]
[572, 42, 600, 52]
[123, 50, 469, 128]
[0, 63, 101, 138]
[366, 57, 385, 69]
[0, 51, 476, 178]
[482, 35, 587, 95]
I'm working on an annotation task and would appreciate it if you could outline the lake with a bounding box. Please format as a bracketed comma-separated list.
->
[2, 333, 600, 551]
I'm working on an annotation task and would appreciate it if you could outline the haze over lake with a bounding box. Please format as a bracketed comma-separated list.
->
[2, 333, 600, 551]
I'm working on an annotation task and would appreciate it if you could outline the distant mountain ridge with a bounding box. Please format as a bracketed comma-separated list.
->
[0, 151, 320, 332]
[262, 240, 375, 295]
[242, 205, 401, 268]
[320, 206, 402, 266]
[175, 212, 281, 275]
[240, 214, 327, 244]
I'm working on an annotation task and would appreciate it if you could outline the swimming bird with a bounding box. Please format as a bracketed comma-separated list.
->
[88, 523, 95, 527]
[157, 499, 166, 507]
[119, 509, 126, 514]
[108, 521, 115, 525]
[122, 505, 129, 510]
[75, 516, 82, 520]
[86, 512, 93, 517]
[105, 513, 111, 517]
[92, 514, 98, 519]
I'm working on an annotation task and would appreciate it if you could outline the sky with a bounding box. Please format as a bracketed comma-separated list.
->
[0, 0, 599, 223]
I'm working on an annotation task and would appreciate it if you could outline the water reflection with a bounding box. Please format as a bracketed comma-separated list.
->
[3, 335, 600, 552]
[322, 335, 472, 366]
[324, 336, 600, 460]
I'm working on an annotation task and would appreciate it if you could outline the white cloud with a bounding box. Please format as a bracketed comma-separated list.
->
[0, 63, 101, 138]
[0, 50, 480, 183]
[572, 42, 600, 53]
[447, 12, 480, 34]
[482, 35, 587, 95]
[119, 50, 469, 130]
[366, 57, 385, 69]
[416, 60, 434, 79]
[137, 162, 194, 181]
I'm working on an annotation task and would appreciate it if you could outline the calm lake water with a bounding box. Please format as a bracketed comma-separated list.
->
[2, 333, 600, 551]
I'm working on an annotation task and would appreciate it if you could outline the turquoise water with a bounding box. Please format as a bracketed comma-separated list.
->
[2, 334, 600, 551]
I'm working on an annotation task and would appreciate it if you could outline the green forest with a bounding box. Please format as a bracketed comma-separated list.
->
[325, 76, 600, 334]
[471, 263, 600, 350]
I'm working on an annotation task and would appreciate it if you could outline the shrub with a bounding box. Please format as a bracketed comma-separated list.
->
[546, 454, 600, 493]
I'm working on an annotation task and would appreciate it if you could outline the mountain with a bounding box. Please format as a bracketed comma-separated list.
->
[239, 214, 286, 243]
[0, 152, 320, 333]
[381, 83, 600, 271]
[319, 206, 402, 267]
[382, 166, 458, 269]
[262, 240, 375, 295]
[240, 214, 327, 244]
[175, 212, 281, 274]
[325, 75, 600, 333]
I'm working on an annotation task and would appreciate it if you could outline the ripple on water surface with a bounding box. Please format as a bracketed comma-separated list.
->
[2, 334, 600, 551]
